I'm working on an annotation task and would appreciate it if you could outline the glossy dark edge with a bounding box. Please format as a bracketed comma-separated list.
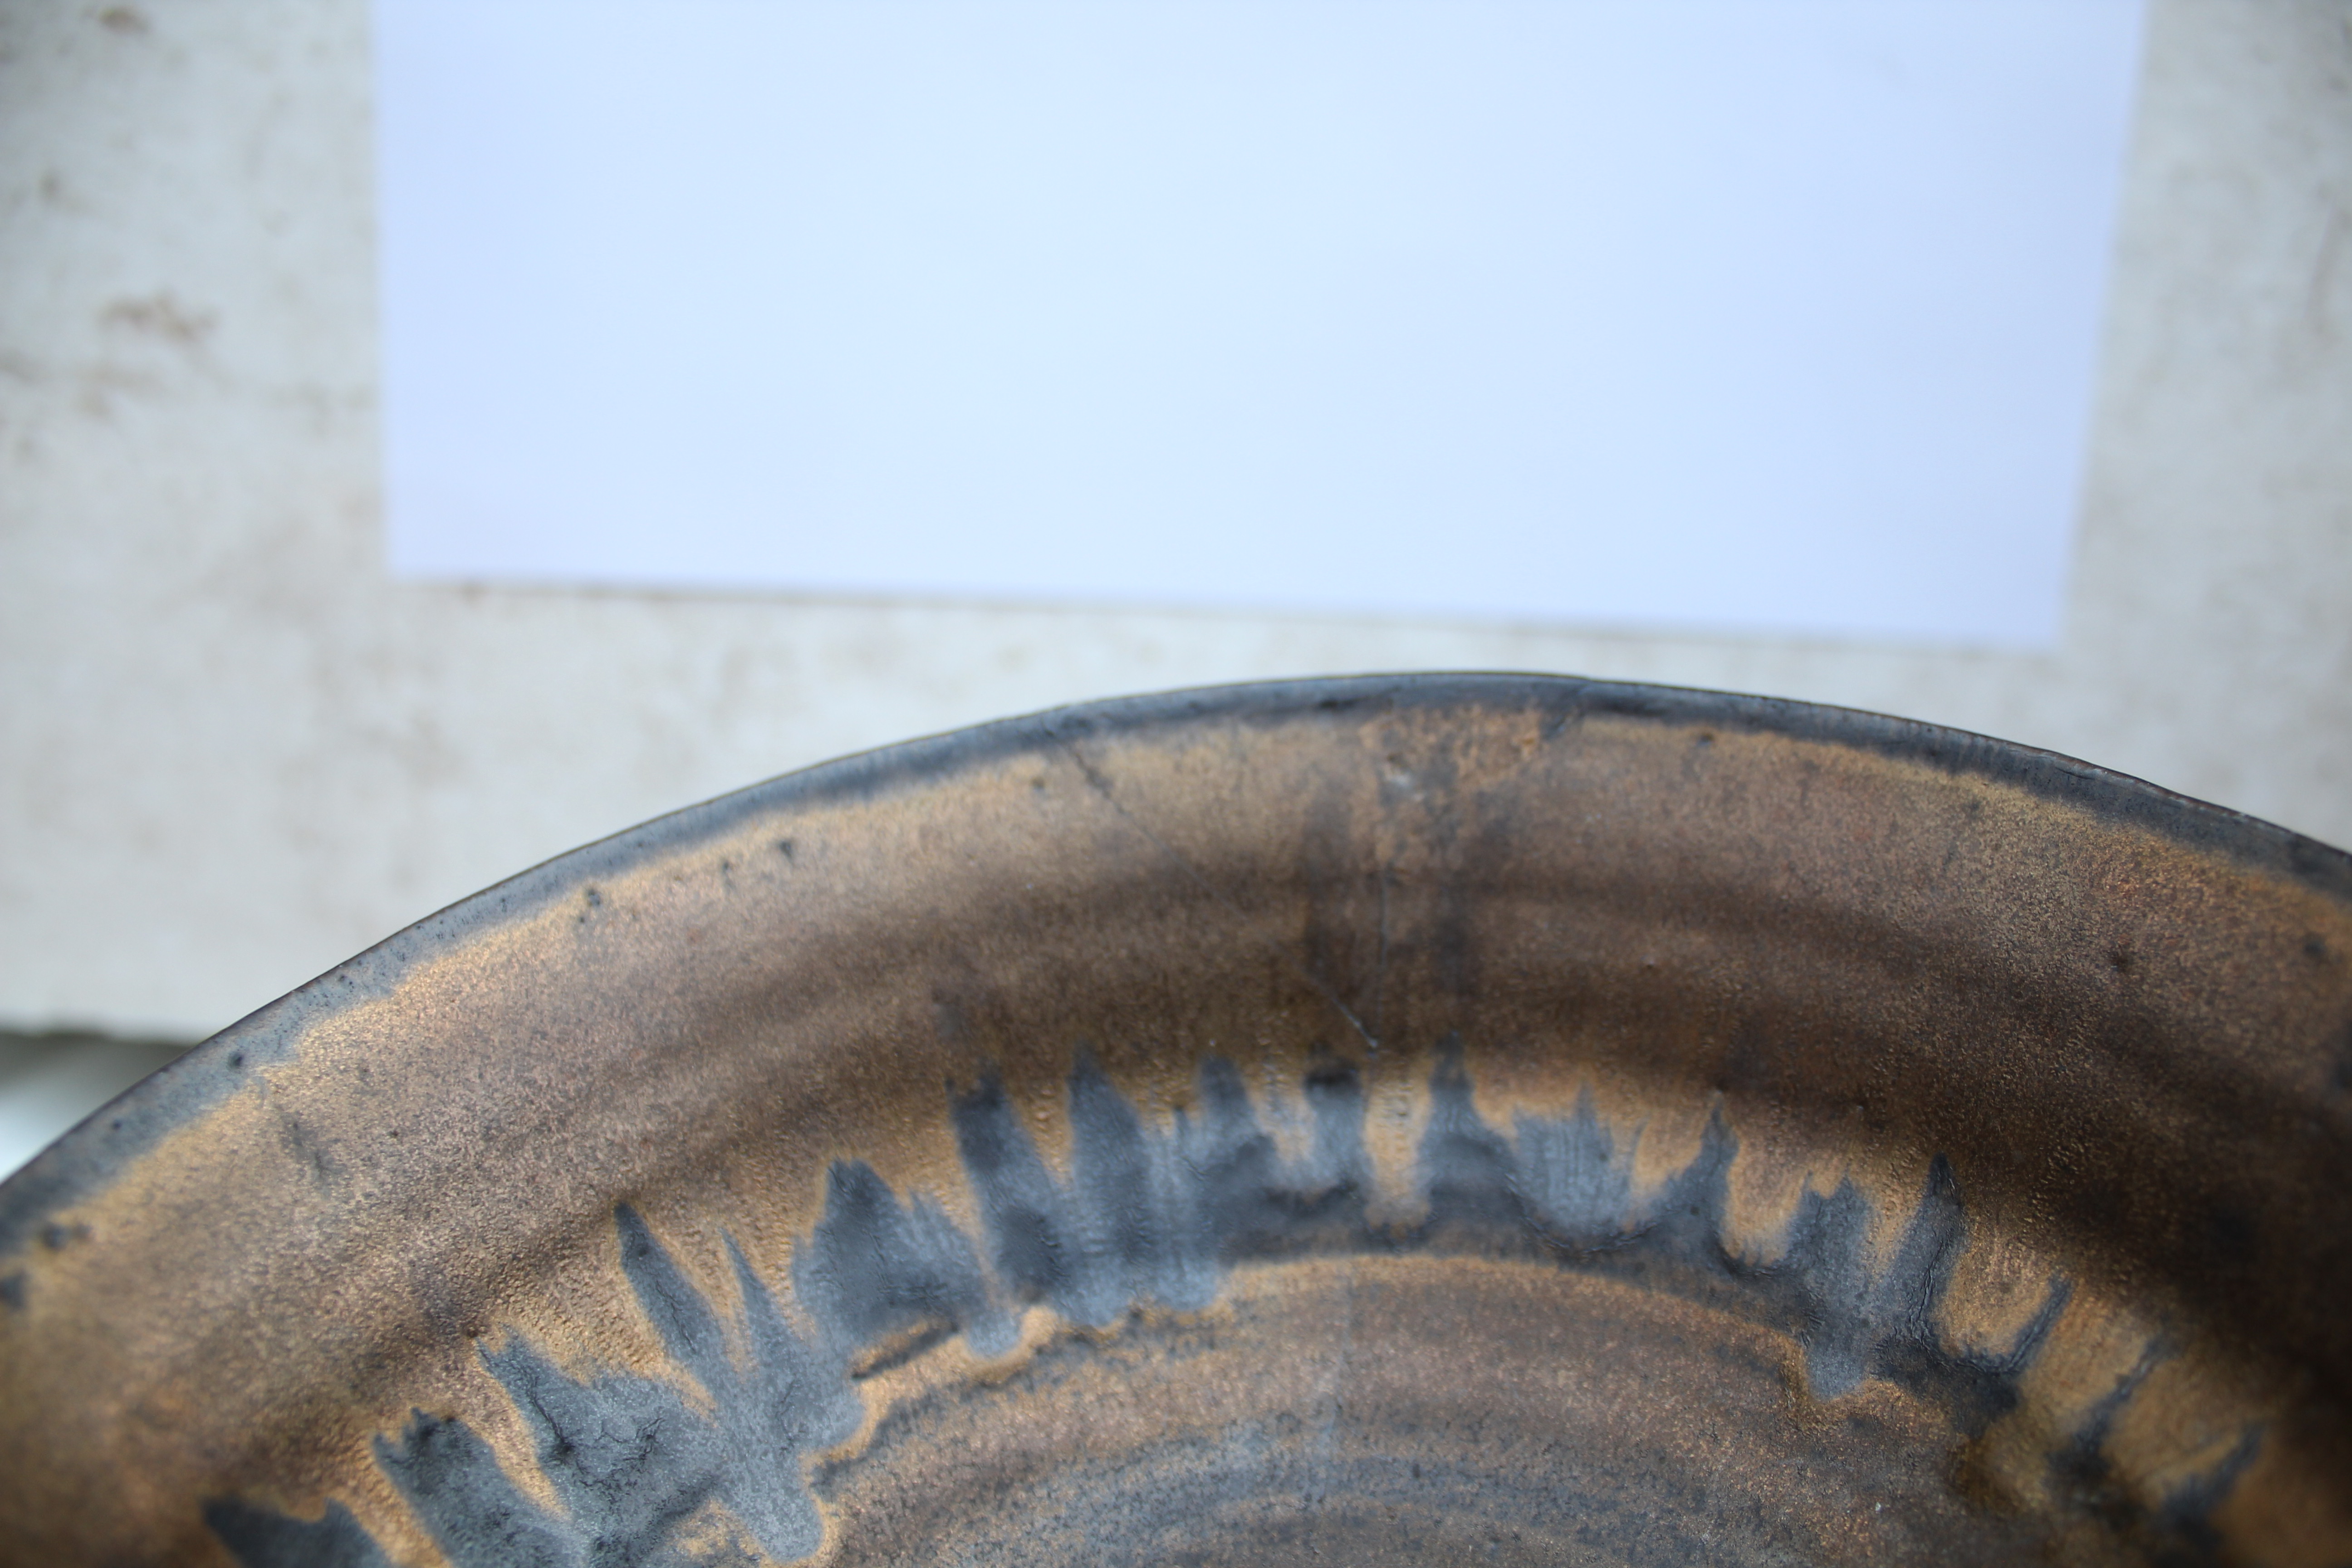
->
[4, 672, 2345, 1263]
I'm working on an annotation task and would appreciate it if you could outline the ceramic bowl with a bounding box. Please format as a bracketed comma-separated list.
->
[3, 676, 2348, 1566]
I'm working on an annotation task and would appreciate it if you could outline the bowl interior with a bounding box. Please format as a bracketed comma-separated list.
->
[4, 676, 2349, 1566]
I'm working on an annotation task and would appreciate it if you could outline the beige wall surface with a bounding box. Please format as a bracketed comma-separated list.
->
[3, 0, 2348, 1041]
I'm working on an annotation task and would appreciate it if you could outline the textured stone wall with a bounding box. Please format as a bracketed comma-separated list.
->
[3, 0, 2348, 1036]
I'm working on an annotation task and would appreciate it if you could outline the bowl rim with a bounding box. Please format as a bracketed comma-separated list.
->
[5, 669, 2345, 1265]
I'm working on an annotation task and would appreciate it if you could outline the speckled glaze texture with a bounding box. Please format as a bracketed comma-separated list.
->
[2, 676, 2349, 1565]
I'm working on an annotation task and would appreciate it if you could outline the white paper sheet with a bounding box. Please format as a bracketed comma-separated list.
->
[374, 0, 2144, 645]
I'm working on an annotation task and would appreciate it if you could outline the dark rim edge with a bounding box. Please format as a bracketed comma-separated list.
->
[4, 672, 2344, 1260]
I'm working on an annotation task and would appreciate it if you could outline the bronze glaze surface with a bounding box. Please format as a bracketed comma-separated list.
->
[2, 675, 2350, 1566]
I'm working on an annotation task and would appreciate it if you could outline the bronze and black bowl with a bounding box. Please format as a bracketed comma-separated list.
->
[3, 675, 2349, 1565]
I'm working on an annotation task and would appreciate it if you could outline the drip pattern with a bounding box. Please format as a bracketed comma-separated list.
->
[206, 1044, 2237, 1567]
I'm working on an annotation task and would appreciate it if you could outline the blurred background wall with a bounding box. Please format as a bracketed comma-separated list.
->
[2, 0, 2348, 1077]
